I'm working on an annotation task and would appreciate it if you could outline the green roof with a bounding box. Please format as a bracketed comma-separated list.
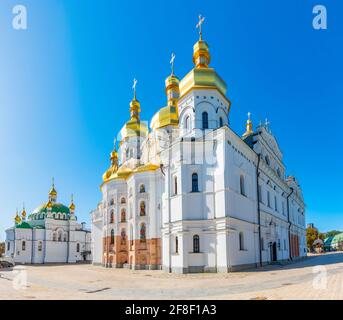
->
[16, 222, 32, 229]
[324, 233, 343, 247]
[32, 203, 70, 215]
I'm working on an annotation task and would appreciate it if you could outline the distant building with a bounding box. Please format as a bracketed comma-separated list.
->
[324, 233, 343, 251]
[5, 182, 92, 264]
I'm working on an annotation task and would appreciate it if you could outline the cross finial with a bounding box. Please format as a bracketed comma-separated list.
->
[71, 194, 74, 203]
[247, 112, 251, 120]
[132, 78, 138, 99]
[196, 14, 205, 40]
[265, 118, 271, 131]
[52, 177, 55, 188]
[170, 53, 176, 75]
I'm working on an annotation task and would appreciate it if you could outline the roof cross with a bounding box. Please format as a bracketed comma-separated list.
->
[196, 14, 205, 40]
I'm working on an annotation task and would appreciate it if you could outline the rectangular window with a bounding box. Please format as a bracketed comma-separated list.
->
[239, 232, 244, 251]
[258, 185, 262, 203]
[7, 242, 10, 251]
[22, 241, 26, 251]
[284, 239, 287, 250]
[267, 191, 271, 207]
[282, 201, 285, 215]
[274, 196, 278, 212]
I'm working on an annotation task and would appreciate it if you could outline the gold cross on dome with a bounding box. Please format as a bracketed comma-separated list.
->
[196, 14, 205, 40]
[132, 78, 138, 98]
[170, 53, 176, 75]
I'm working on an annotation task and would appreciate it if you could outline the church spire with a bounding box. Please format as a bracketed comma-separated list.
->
[49, 178, 57, 203]
[14, 208, 21, 225]
[21, 203, 27, 221]
[243, 112, 254, 138]
[165, 53, 180, 108]
[193, 15, 211, 68]
[129, 78, 141, 121]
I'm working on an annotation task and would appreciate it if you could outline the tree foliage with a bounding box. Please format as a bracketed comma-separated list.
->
[0, 242, 4, 257]
[306, 227, 324, 249]
[325, 230, 342, 238]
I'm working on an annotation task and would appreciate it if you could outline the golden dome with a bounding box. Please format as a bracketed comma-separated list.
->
[69, 194, 75, 211]
[69, 202, 75, 211]
[193, 40, 211, 68]
[102, 144, 120, 183]
[179, 24, 231, 109]
[242, 112, 254, 138]
[47, 200, 53, 209]
[120, 83, 148, 142]
[151, 74, 180, 130]
[21, 208, 27, 219]
[49, 187, 57, 197]
[15, 210, 21, 224]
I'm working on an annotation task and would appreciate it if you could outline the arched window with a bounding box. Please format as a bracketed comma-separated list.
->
[38, 241, 42, 252]
[76, 243, 80, 253]
[63, 234, 67, 242]
[121, 209, 126, 222]
[22, 241, 26, 251]
[173, 176, 178, 195]
[140, 224, 146, 243]
[192, 173, 199, 192]
[130, 226, 134, 248]
[185, 115, 190, 131]
[52, 233, 57, 242]
[121, 197, 126, 204]
[219, 117, 224, 127]
[126, 148, 129, 159]
[239, 232, 244, 251]
[240, 175, 246, 196]
[110, 210, 114, 223]
[140, 184, 146, 193]
[276, 168, 281, 178]
[202, 112, 209, 129]
[121, 229, 126, 245]
[110, 229, 115, 244]
[193, 235, 200, 253]
[175, 236, 179, 254]
[140, 201, 146, 216]
[58, 231, 62, 242]
[109, 199, 114, 206]
[265, 155, 270, 166]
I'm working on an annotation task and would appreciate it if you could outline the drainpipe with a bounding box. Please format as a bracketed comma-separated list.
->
[256, 154, 262, 267]
[287, 187, 294, 261]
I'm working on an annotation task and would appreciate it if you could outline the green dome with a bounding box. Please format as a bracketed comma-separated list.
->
[16, 222, 32, 229]
[32, 203, 70, 215]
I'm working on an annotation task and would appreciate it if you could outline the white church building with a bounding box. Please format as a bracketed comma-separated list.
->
[5, 182, 92, 264]
[91, 20, 306, 273]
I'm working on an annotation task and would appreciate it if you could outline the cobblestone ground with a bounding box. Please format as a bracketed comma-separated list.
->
[0, 252, 342, 300]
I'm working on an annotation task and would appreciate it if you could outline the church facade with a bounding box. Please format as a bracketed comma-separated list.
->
[5, 183, 92, 264]
[91, 23, 306, 273]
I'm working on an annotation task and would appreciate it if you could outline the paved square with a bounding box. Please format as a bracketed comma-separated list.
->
[1, 252, 342, 300]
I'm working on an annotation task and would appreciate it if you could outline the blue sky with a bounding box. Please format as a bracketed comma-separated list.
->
[0, 0, 342, 241]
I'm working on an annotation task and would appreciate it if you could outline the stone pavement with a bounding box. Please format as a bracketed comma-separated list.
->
[0, 252, 342, 300]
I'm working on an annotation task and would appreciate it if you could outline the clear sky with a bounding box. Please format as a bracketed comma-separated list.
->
[0, 0, 342, 241]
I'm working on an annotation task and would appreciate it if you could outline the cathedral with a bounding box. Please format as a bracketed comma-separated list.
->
[91, 19, 306, 273]
[5, 182, 92, 264]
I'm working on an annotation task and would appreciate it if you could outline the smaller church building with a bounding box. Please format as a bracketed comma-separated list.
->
[5, 182, 92, 264]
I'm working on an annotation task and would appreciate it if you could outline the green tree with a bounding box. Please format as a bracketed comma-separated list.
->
[325, 230, 342, 238]
[306, 227, 319, 250]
